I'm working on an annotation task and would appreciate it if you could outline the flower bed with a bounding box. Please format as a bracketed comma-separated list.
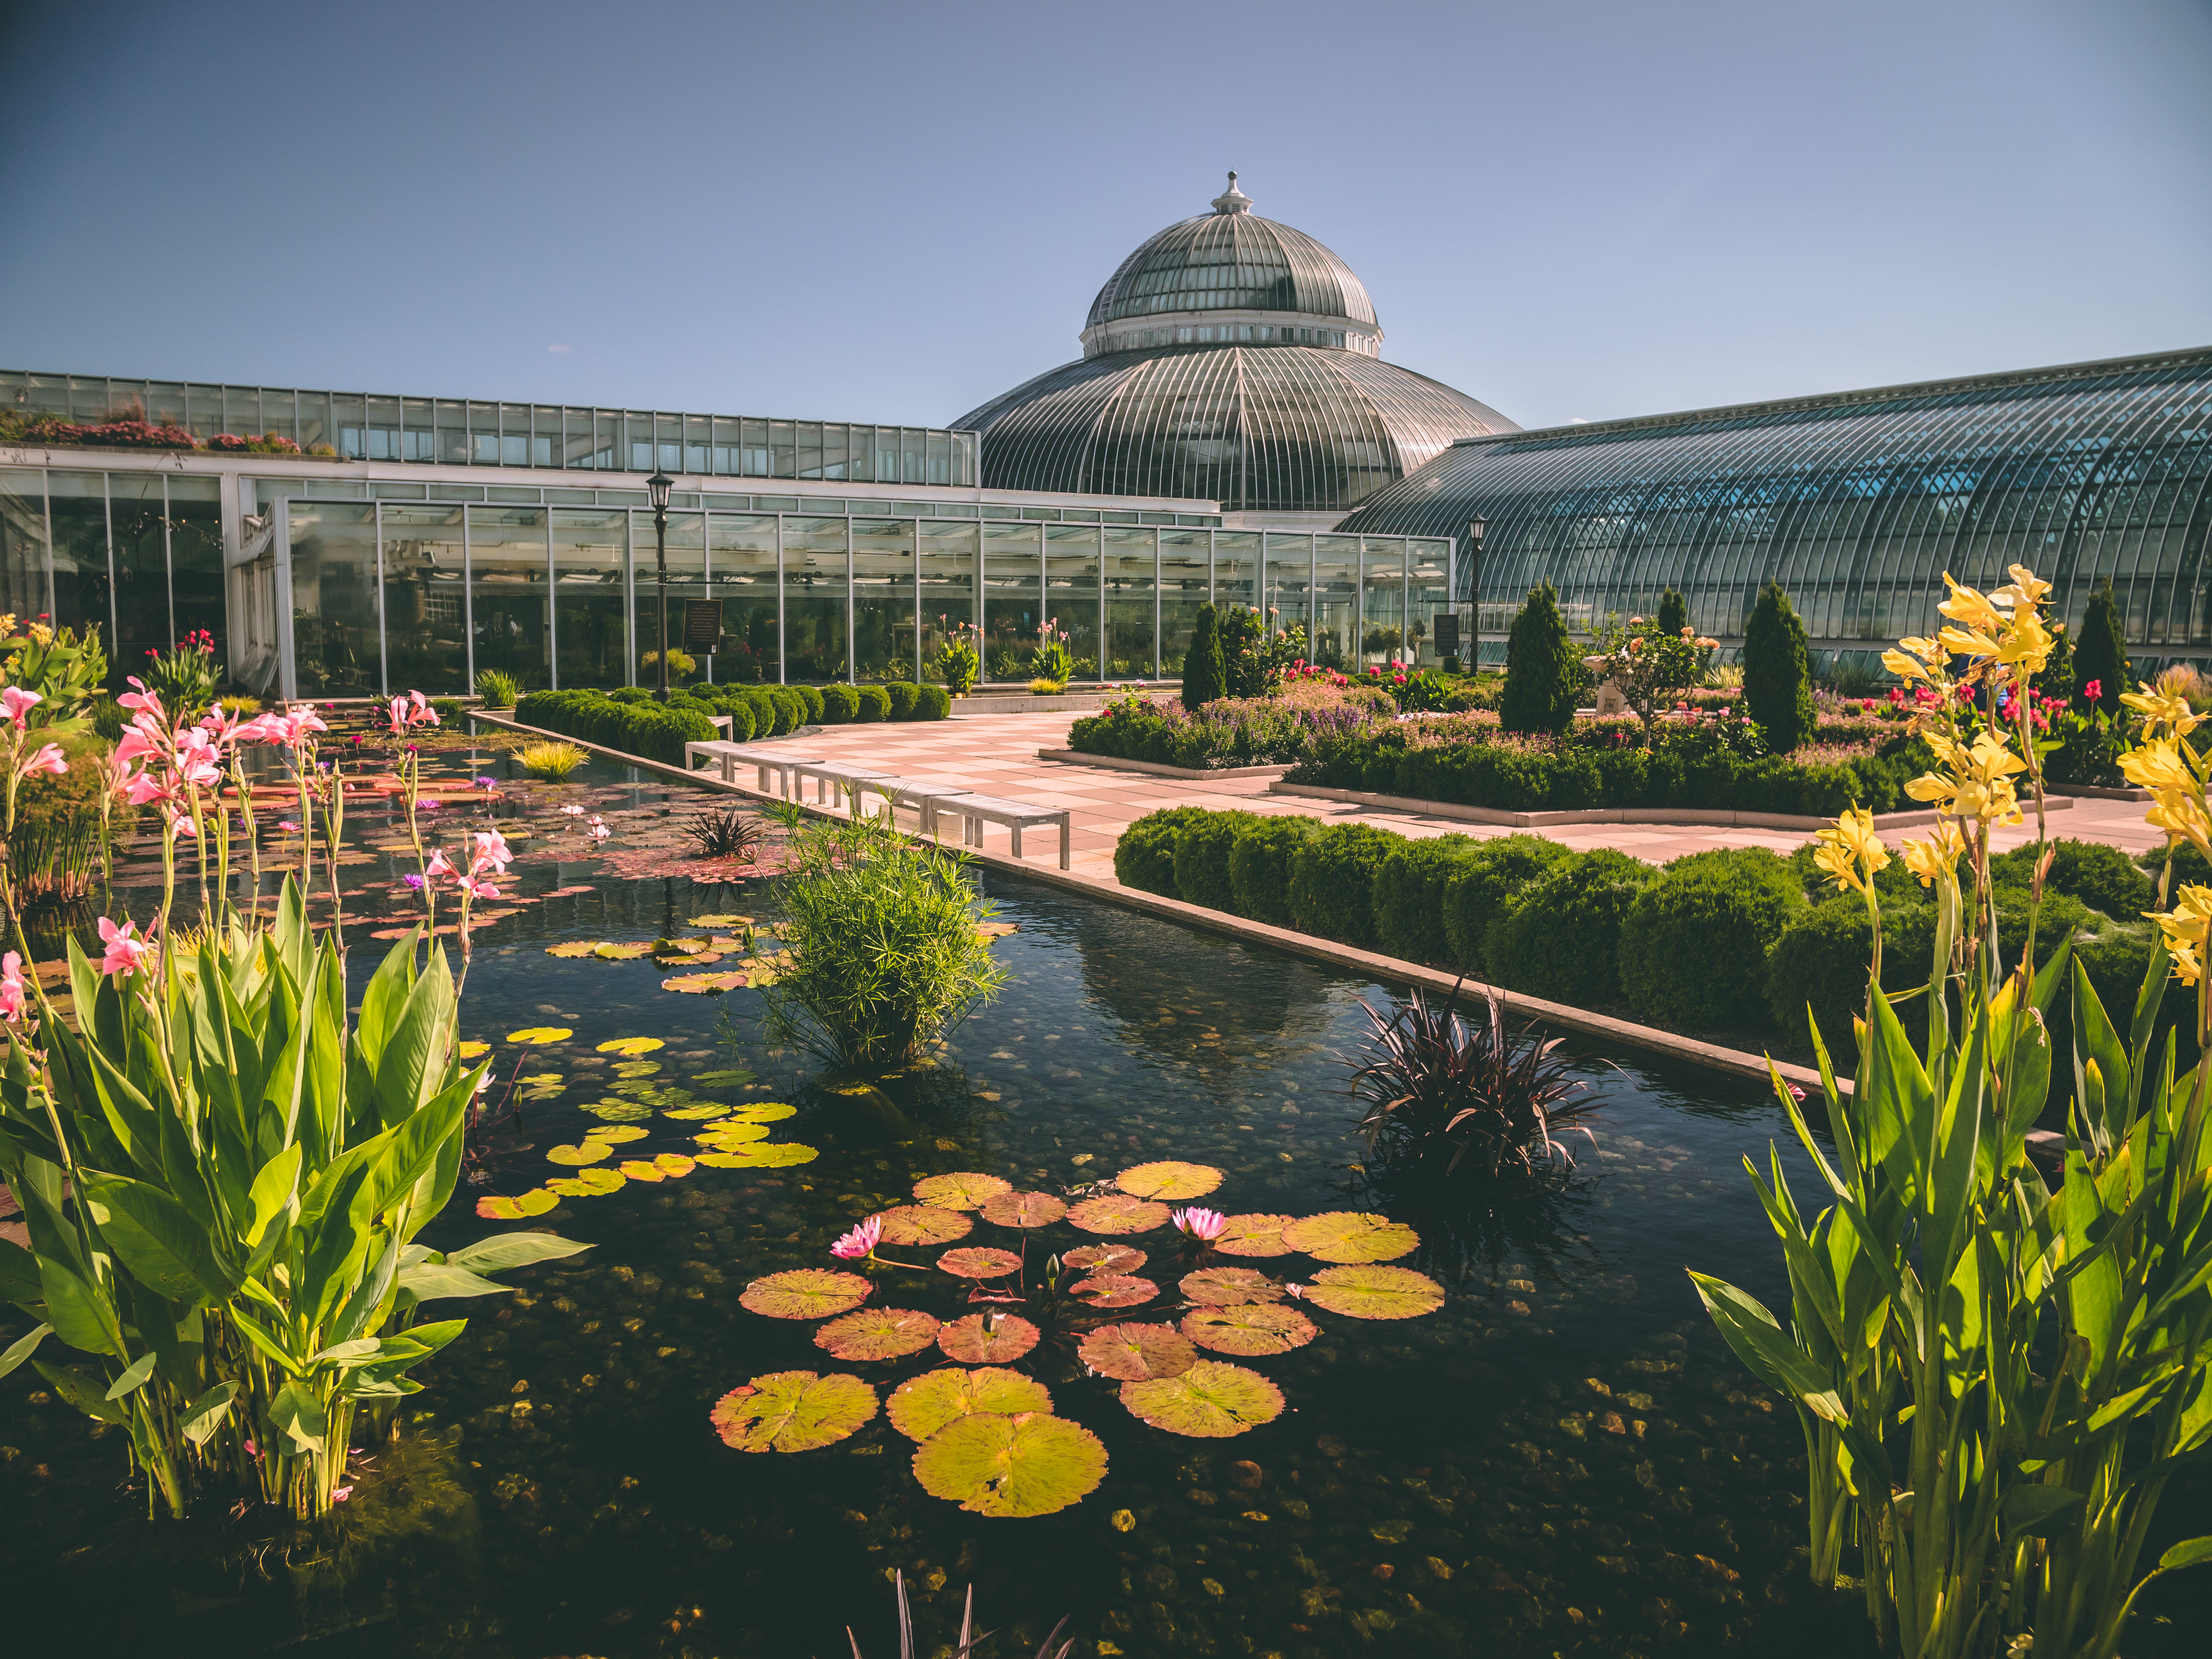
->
[1066, 688, 1390, 769]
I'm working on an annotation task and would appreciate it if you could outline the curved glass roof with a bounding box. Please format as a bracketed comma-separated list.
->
[953, 342, 1517, 515]
[1336, 346, 2212, 660]
[1084, 174, 1379, 334]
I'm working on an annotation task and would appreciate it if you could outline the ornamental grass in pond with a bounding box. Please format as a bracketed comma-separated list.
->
[711, 1157, 1445, 1519]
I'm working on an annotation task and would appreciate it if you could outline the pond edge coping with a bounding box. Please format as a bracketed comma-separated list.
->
[468, 710, 1838, 1099]
[1039, 748, 1289, 780]
[1267, 780, 2076, 833]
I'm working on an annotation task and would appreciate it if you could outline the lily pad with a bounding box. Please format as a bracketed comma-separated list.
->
[579, 1099, 653, 1122]
[545, 1142, 611, 1166]
[692, 913, 753, 927]
[1119, 1360, 1284, 1438]
[1071, 1274, 1159, 1308]
[1077, 1321, 1198, 1382]
[1063, 1244, 1147, 1275]
[611, 1061, 663, 1079]
[887, 1366, 1053, 1442]
[618, 1159, 670, 1182]
[937, 1313, 1041, 1364]
[544, 941, 601, 958]
[1281, 1213, 1420, 1263]
[979, 1190, 1067, 1229]
[1182, 1303, 1318, 1356]
[725, 1101, 797, 1121]
[696, 1121, 772, 1146]
[662, 1102, 734, 1120]
[1300, 1265, 1446, 1320]
[696, 1143, 818, 1168]
[912, 1172, 1013, 1211]
[877, 1205, 974, 1247]
[938, 1247, 1023, 1280]
[475, 1189, 559, 1220]
[1213, 1214, 1297, 1258]
[1180, 1267, 1284, 1306]
[664, 971, 749, 994]
[457, 1041, 491, 1059]
[975, 920, 1018, 938]
[912, 1413, 1106, 1518]
[813, 1307, 941, 1361]
[545, 1167, 626, 1197]
[710, 1370, 877, 1453]
[653, 1152, 696, 1176]
[505, 1026, 573, 1044]
[1115, 1160, 1225, 1201]
[692, 1068, 754, 1085]
[593, 943, 654, 961]
[739, 1268, 872, 1320]
[1068, 1195, 1171, 1235]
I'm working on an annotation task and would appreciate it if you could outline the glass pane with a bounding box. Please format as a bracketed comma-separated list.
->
[379, 503, 468, 696]
[1158, 529, 1211, 683]
[401, 397, 433, 462]
[918, 518, 978, 683]
[1104, 526, 1155, 679]
[770, 421, 796, 477]
[633, 512, 706, 689]
[167, 476, 226, 670]
[1213, 532, 1259, 646]
[551, 508, 626, 688]
[102, 473, 172, 673]
[147, 382, 186, 428]
[782, 517, 847, 682]
[796, 422, 823, 481]
[1409, 538, 1454, 667]
[457, 509, 548, 691]
[261, 390, 298, 445]
[1313, 535, 1358, 669]
[1362, 538, 1407, 668]
[1046, 523, 1100, 679]
[707, 513, 778, 682]
[185, 384, 227, 442]
[1265, 534, 1313, 644]
[983, 521, 1040, 682]
[288, 501, 379, 698]
[0, 470, 53, 639]
[852, 519, 914, 682]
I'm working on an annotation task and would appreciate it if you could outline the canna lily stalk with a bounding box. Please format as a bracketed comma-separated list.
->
[1696, 563, 2212, 1659]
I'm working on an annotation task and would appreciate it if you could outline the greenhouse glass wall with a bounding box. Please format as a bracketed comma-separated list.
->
[1337, 345, 2212, 669]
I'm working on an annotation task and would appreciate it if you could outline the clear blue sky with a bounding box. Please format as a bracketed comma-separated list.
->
[3, 0, 2207, 435]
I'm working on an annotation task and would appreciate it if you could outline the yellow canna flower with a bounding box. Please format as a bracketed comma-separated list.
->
[2119, 682, 2207, 738]
[1940, 574, 2005, 634]
[1995, 564, 2053, 609]
[1899, 821, 1967, 888]
[2148, 885, 2212, 985]
[1899, 635, 1946, 667]
[1811, 806, 1892, 894]
[1995, 610, 2052, 678]
[1883, 647, 1931, 683]
[1938, 624, 2002, 661]
[2145, 789, 2212, 860]
[1906, 730, 2028, 828]
[2120, 737, 2197, 793]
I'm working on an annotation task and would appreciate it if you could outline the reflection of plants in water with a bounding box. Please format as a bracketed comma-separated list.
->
[1348, 980, 1606, 1179]
[1345, 1155, 1602, 1291]
[714, 1155, 1445, 1519]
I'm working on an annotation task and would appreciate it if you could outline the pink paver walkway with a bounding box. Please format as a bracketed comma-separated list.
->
[785, 711, 2164, 881]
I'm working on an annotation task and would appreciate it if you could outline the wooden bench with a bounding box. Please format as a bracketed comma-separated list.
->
[682, 741, 822, 798]
[929, 792, 1073, 870]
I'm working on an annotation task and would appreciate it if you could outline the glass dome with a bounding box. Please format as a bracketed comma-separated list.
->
[954, 176, 1518, 515]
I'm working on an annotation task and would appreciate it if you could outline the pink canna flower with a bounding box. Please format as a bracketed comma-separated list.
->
[456, 875, 499, 901]
[1, 685, 42, 727]
[472, 828, 513, 871]
[116, 676, 165, 718]
[830, 1215, 883, 1261]
[0, 951, 26, 1023]
[1172, 1207, 1227, 1240]
[98, 916, 152, 978]
[17, 742, 67, 780]
[408, 689, 439, 727]
[426, 848, 458, 883]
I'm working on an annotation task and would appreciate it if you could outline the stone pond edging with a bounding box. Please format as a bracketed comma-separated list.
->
[468, 711, 1838, 1098]
[1038, 748, 1289, 780]
[1267, 780, 2076, 833]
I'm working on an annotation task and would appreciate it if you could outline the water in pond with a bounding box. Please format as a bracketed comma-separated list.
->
[3, 731, 2204, 1658]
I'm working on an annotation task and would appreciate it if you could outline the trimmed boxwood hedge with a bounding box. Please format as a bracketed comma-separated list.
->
[1227, 817, 1318, 928]
[1173, 812, 1245, 914]
[1115, 806, 1214, 895]
[1441, 835, 1574, 976]
[884, 681, 922, 720]
[1485, 848, 1655, 1007]
[1619, 848, 1806, 1029]
[820, 683, 860, 722]
[514, 689, 716, 766]
[856, 685, 892, 722]
[793, 683, 825, 723]
[1372, 834, 1485, 968]
[1286, 822, 1403, 948]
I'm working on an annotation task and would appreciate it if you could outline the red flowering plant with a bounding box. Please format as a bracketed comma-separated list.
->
[1583, 613, 1719, 738]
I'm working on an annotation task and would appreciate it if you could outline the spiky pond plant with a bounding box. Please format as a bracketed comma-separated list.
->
[684, 802, 763, 861]
[1347, 978, 1601, 1178]
[515, 739, 588, 780]
[845, 1570, 1072, 1659]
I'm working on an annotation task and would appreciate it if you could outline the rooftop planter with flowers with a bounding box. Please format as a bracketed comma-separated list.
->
[0, 409, 337, 457]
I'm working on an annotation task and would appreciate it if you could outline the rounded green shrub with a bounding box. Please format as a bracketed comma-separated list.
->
[1766, 895, 1937, 1048]
[884, 681, 922, 719]
[1287, 823, 1403, 948]
[767, 687, 803, 736]
[1991, 837, 2157, 919]
[856, 685, 892, 722]
[1115, 806, 1213, 896]
[820, 683, 860, 723]
[1227, 817, 1318, 928]
[610, 685, 653, 704]
[1371, 834, 1485, 967]
[793, 683, 825, 723]
[1173, 811, 1253, 914]
[915, 684, 952, 720]
[1486, 850, 1656, 1007]
[1619, 848, 1806, 1029]
[1441, 835, 1575, 975]
[718, 698, 757, 743]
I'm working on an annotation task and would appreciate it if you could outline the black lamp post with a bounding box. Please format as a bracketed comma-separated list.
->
[647, 470, 673, 701]
[1466, 517, 1486, 664]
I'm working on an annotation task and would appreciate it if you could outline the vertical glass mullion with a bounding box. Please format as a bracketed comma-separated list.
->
[776, 515, 787, 683]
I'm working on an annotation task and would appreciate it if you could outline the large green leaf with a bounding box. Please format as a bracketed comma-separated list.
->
[269, 1378, 327, 1455]
[103, 1350, 158, 1400]
[81, 1173, 233, 1306]
[177, 1380, 237, 1448]
[395, 1262, 514, 1301]
[2001, 1483, 2085, 1537]
[0, 1235, 42, 1308]
[37, 1360, 130, 1425]
[2072, 957, 2131, 1150]
[371, 943, 456, 1133]
[38, 1260, 119, 1358]
[0, 1322, 52, 1379]
[246, 1144, 303, 1247]
[1687, 1271, 1846, 1421]
[443, 1233, 593, 1275]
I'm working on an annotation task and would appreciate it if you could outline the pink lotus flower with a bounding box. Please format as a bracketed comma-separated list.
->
[98, 916, 152, 978]
[0, 951, 26, 1023]
[1172, 1207, 1227, 1240]
[830, 1215, 883, 1260]
[561, 804, 585, 816]
[17, 742, 66, 780]
[1, 686, 41, 727]
[276, 820, 301, 832]
[589, 822, 610, 841]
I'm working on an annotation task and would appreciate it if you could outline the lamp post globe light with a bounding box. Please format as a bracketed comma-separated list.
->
[647, 470, 673, 702]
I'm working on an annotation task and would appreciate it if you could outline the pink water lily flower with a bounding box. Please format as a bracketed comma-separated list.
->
[98, 917, 152, 979]
[1172, 1207, 1227, 1240]
[830, 1215, 883, 1261]
[0, 951, 26, 1023]
[1285, 1283, 1306, 1300]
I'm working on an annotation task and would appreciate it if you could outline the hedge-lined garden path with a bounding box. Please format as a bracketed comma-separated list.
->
[792, 710, 2167, 881]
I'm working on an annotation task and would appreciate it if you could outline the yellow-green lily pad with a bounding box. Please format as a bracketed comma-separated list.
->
[695, 1142, 817, 1168]
[545, 1167, 626, 1197]
[1068, 1195, 1171, 1235]
[1078, 1321, 1198, 1382]
[693, 1068, 754, 1086]
[664, 970, 749, 994]
[546, 1142, 611, 1166]
[738, 1268, 871, 1320]
[593, 943, 654, 961]
[1281, 1213, 1419, 1263]
[726, 1101, 797, 1121]
[695, 1121, 772, 1146]
[586, 1124, 650, 1144]
[1181, 1303, 1317, 1356]
[1119, 1360, 1283, 1437]
[877, 1205, 973, 1247]
[710, 1370, 876, 1453]
[912, 1413, 1106, 1517]
[1115, 1160, 1224, 1201]
[692, 913, 753, 928]
[506, 1026, 573, 1044]
[1212, 1214, 1296, 1258]
[544, 941, 601, 958]
[814, 1306, 941, 1361]
[912, 1171, 1012, 1211]
[663, 1102, 734, 1120]
[579, 1099, 653, 1122]
[887, 1366, 1052, 1442]
[597, 1036, 664, 1056]
[1180, 1267, 1283, 1306]
[457, 1041, 491, 1059]
[475, 1189, 559, 1220]
[1299, 1264, 1446, 1320]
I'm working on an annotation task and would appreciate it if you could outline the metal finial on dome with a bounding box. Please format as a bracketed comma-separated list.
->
[1210, 171, 1252, 215]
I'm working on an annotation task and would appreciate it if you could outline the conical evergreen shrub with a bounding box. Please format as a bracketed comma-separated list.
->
[1744, 580, 1816, 752]
[1656, 588, 1689, 637]
[1182, 603, 1225, 710]
[2075, 580, 2128, 715]
[1498, 583, 1580, 735]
